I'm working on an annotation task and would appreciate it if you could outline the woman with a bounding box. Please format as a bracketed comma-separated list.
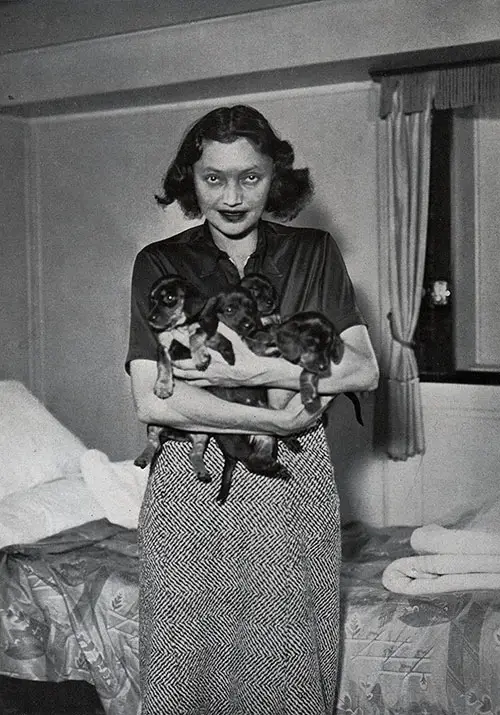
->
[126, 105, 378, 715]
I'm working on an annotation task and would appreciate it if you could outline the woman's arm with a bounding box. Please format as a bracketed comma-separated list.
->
[172, 323, 379, 395]
[130, 358, 331, 437]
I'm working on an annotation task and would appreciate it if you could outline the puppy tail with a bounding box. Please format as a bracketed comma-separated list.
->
[344, 392, 364, 426]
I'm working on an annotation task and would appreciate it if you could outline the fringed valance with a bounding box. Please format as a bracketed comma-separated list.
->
[379, 61, 500, 118]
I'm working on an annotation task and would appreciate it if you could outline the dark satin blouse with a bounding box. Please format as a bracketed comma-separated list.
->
[126, 220, 366, 372]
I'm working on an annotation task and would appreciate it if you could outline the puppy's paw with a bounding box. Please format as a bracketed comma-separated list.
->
[265, 462, 292, 481]
[302, 395, 321, 414]
[190, 455, 212, 483]
[134, 455, 150, 469]
[154, 382, 173, 399]
[300, 383, 317, 406]
[283, 436, 303, 453]
[193, 351, 211, 371]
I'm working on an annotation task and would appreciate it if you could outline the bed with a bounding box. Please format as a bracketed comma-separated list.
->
[1, 381, 499, 714]
[1, 519, 500, 715]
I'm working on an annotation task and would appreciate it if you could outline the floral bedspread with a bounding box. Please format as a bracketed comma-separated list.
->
[338, 522, 500, 715]
[0, 519, 499, 715]
[0, 521, 140, 715]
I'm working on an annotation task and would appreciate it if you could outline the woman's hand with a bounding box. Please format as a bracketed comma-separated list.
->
[172, 322, 292, 388]
[275, 390, 333, 436]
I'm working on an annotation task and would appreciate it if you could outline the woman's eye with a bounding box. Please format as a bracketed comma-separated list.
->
[205, 175, 220, 184]
[243, 174, 260, 185]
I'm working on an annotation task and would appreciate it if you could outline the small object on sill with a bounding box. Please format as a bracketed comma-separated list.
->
[428, 280, 451, 307]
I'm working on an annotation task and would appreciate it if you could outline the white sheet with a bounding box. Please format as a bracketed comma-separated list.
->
[80, 449, 148, 529]
[0, 477, 104, 547]
[0, 380, 87, 498]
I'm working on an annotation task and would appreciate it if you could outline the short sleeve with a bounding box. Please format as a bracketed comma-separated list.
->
[125, 247, 174, 373]
[280, 231, 366, 334]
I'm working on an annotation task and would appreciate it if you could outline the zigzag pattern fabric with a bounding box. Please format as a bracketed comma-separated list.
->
[138, 423, 341, 715]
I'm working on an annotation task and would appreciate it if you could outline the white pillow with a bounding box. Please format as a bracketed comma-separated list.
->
[0, 380, 87, 499]
[0, 476, 105, 548]
[80, 449, 148, 529]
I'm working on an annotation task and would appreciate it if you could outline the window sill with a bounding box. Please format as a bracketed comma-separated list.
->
[420, 371, 500, 385]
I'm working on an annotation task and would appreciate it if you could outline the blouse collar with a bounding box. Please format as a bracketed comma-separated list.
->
[192, 220, 282, 278]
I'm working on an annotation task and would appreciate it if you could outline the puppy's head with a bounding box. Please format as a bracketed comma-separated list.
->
[214, 288, 262, 337]
[147, 275, 204, 331]
[278, 312, 342, 375]
[239, 274, 279, 317]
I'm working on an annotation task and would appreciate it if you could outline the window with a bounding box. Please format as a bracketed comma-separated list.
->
[415, 109, 500, 384]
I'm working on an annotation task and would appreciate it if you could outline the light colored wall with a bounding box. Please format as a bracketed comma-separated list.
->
[383, 383, 500, 525]
[25, 82, 385, 524]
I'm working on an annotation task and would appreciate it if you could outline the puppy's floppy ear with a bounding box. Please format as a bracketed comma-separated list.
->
[330, 332, 345, 364]
[276, 320, 303, 362]
[198, 295, 223, 337]
[183, 284, 207, 318]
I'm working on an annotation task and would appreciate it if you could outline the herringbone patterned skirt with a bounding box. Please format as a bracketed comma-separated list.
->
[138, 423, 341, 715]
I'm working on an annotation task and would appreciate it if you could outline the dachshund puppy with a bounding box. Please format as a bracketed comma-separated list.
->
[134, 274, 235, 475]
[246, 311, 364, 425]
[147, 274, 235, 398]
[239, 273, 281, 325]
[195, 284, 292, 502]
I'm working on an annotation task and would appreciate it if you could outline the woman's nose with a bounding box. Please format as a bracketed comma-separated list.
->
[223, 180, 243, 206]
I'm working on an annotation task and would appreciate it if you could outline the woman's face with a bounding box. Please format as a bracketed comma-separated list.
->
[193, 138, 273, 240]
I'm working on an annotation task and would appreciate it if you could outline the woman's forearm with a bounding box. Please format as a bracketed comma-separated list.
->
[261, 347, 379, 394]
[130, 359, 305, 437]
[246, 326, 379, 395]
[142, 381, 285, 434]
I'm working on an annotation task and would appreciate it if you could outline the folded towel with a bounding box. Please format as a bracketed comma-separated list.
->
[382, 554, 500, 595]
[80, 449, 148, 529]
[411, 524, 500, 556]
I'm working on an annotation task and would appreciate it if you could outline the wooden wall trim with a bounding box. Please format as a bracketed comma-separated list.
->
[24, 124, 45, 400]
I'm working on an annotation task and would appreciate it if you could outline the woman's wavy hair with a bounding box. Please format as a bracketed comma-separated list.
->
[155, 105, 313, 220]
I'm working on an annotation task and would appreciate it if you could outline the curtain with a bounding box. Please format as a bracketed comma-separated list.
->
[385, 87, 432, 460]
[378, 60, 500, 460]
[379, 61, 500, 118]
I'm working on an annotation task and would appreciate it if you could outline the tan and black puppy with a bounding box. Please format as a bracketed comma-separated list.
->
[134, 274, 234, 477]
[239, 273, 281, 325]
[247, 311, 363, 424]
[147, 274, 235, 398]
[196, 284, 292, 503]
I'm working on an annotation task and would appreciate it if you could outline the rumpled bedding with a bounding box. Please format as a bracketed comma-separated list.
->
[382, 497, 500, 595]
[0, 520, 140, 715]
[80, 450, 148, 530]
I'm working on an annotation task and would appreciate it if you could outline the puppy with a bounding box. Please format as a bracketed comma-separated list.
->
[147, 275, 235, 398]
[232, 274, 302, 453]
[196, 284, 292, 502]
[239, 273, 281, 325]
[246, 311, 364, 424]
[134, 275, 235, 476]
